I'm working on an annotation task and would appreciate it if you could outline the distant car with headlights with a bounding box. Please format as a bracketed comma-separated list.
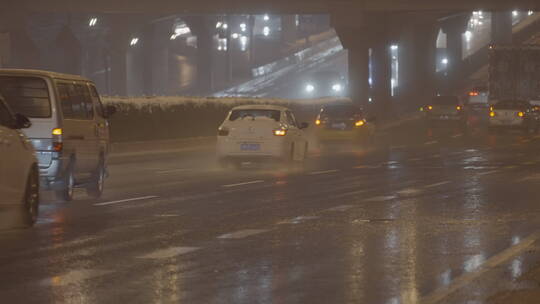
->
[488, 100, 540, 133]
[216, 105, 309, 167]
[0, 94, 39, 227]
[0, 69, 116, 202]
[303, 71, 346, 97]
[421, 96, 466, 126]
[314, 102, 375, 143]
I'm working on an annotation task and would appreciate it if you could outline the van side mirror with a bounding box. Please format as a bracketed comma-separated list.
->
[104, 105, 117, 118]
[300, 122, 309, 129]
[14, 113, 31, 129]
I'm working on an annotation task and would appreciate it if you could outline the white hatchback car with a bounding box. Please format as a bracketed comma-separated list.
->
[0, 95, 39, 227]
[217, 105, 309, 167]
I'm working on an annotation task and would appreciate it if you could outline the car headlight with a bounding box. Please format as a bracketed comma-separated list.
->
[305, 84, 315, 93]
[332, 84, 342, 92]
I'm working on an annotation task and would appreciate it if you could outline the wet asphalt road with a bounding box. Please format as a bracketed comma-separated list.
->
[3, 119, 540, 303]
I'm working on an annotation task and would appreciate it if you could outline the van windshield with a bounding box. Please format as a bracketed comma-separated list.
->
[0, 76, 51, 118]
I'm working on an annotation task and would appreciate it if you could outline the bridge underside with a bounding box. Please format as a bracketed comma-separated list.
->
[11, 0, 540, 14]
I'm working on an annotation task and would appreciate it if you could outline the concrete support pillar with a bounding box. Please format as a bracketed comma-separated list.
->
[334, 28, 370, 107]
[491, 11, 513, 44]
[398, 21, 438, 110]
[142, 21, 172, 96]
[281, 15, 297, 47]
[0, 5, 40, 69]
[54, 26, 82, 75]
[440, 14, 470, 95]
[107, 20, 132, 96]
[187, 16, 215, 95]
[371, 37, 393, 116]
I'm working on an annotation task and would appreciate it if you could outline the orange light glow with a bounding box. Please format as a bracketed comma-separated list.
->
[315, 119, 321, 126]
[489, 111, 496, 117]
[518, 111, 525, 117]
[273, 129, 287, 136]
[52, 128, 62, 135]
[355, 120, 365, 127]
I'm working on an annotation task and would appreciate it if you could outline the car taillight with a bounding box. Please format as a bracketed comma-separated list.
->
[52, 128, 63, 152]
[355, 120, 365, 127]
[456, 106, 462, 111]
[53, 142, 63, 152]
[315, 119, 321, 126]
[273, 129, 287, 136]
[469, 91, 479, 96]
[518, 111, 525, 118]
[489, 111, 496, 117]
[427, 105, 433, 110]
[218, 128, 229, 136]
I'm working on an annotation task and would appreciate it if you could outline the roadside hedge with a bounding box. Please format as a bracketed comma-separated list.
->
[103, 96, 343, 142]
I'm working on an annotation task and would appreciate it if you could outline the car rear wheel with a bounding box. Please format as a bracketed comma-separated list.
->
[19, 167, 39, 227]
[56, 164, 75, 202]
[86, 159, 105, 199]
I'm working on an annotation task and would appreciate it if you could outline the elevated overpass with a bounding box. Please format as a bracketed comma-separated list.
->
[2, 0, 539, 117]
[10, 0, 540, 14]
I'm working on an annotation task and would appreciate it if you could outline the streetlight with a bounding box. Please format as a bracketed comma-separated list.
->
[89, 18, 97, 27]
[130, 38, 139, 46]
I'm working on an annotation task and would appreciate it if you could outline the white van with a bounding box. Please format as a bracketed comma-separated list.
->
[0, 69, 115, 201]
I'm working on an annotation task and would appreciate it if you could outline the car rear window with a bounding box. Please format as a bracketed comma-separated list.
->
[0, 76, 51, 118]
[432, 96, 460, 105]
[493, 100, 530, 110]
[229, 109, 281, 122]
[322, 104, 361, 117]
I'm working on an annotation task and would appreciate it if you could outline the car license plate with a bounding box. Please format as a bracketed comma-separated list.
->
[240, 143, 260, 151]
[331, 123, 346, 129]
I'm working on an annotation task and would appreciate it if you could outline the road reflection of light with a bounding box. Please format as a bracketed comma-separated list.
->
[440, 269, 452, 286]
[511, 258, 523, 279]
[387, 296, 400, 304]
[464, 254, 485, 272]
[153, 263, 181, 303]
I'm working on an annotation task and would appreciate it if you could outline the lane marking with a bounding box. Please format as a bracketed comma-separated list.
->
[222, 180, 264, 188]
[94, 196, 159, 206]
[155, 168, 190, 174]
[309, 169, 339, 175]
[504, 165, 518, 169]
[137, 247, 200, 259]
[519, 174, 540, 182]
[424, 181, 450, 188]
[325, 205, 354, 212]
[354, 165, 381, 169]
[391, 145, 407, 149]
[40, 269, 112, 287]
[217, 229, 270, 239]
[365, 195, 396, 202]
[277, 216, 319, 225]
[425, 141, 438, 145]
[451, 134, 463, 138]
[420, 231, 540, 304]
[478, 170, 498, 176]
[154, 214, 180, 217]
[397, 188, 422, 196]
[332, 189, 369, 199]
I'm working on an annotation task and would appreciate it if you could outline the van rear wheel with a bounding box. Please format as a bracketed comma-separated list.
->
[86, 160, 105, 199]
[56, 165, 75, 202]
